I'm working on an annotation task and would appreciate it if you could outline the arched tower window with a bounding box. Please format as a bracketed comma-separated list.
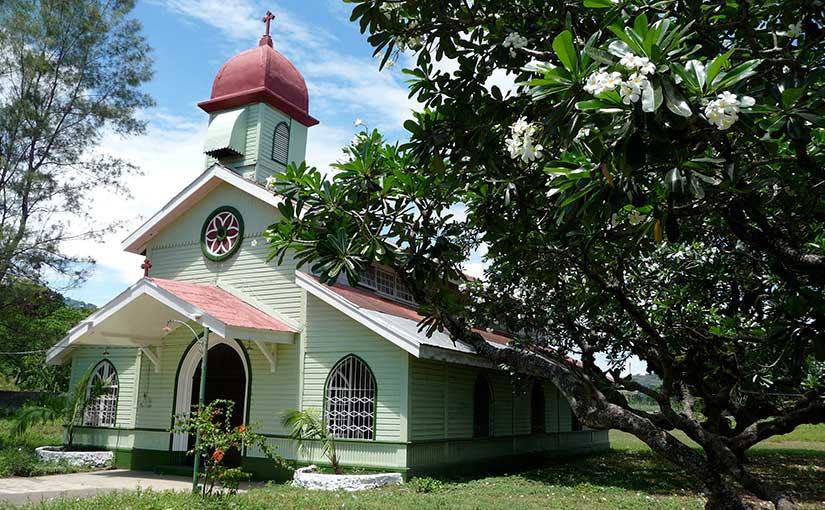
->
[272, 121, 290, 165]
[531, 381, 546, 433]
[473, 373, 493, 438]
[82, 360, 119, 427]
[324, 355, 376, 440]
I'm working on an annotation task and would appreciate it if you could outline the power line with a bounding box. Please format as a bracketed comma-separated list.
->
[0, 349, 49, 355]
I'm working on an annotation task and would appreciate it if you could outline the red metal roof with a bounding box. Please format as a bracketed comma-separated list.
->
[150, 278, 298, 333]
[314, 277, 511, 346]
[198, 41, 318, 127]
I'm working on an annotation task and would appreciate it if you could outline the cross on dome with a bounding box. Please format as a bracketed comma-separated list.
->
[259, 10, 276, 47]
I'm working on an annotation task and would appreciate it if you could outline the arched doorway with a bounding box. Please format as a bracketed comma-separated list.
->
[188, 343, 246, 466]
[172, 338, 249, 466]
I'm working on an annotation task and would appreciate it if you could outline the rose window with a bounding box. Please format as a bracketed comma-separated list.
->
[201, 206, 244, 261]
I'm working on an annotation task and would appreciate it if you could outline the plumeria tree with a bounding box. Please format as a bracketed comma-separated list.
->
[266, 2, 824, 509]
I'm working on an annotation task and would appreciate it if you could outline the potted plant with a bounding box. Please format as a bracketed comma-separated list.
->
[14, 365, 115, 468]
[281, 408, 402, 491]
[281, 408, 341, 473]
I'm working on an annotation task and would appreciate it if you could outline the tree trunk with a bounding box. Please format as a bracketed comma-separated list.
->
[704, 476, 748, 510]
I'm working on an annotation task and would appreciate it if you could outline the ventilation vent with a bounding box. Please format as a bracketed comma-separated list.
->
[272, 121, 290, 165]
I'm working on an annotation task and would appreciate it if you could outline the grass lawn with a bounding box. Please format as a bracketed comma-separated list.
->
[0, 418, 92, 478]
[14, 424, 825, 510]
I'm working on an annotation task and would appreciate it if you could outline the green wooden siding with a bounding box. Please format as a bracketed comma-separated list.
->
[69, 347, 141, 429]
[204, 102, 308, 185]
[147, 182, 303, 322]
[254, 103, 308, 184]
[409, 357, 573, 440]
[302, 295, 408, 443]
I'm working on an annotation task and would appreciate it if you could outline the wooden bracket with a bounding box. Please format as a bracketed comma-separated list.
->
[140, 346, 161, 373]
[254, 341, 277, 373]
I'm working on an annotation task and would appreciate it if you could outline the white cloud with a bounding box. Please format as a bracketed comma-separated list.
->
[59, 1, 419, 303]
[158, 0, 330, 52]
[60, 111, 208, 286]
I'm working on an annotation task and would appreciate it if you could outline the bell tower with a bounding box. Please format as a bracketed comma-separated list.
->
[197, 10, 318, 184]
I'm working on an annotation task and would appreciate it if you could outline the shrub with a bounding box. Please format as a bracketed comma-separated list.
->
[409, 476, 443, 493]
[172, 399, 284, 497]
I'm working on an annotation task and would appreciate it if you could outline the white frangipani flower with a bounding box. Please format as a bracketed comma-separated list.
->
[505, 117, 543, 163]
[628, 210, 647, 225]
[250, 239, 258, 248]
[619, 54, 656, 75]
[787, 21, 803, 38]
[502, 32, 529, 57]
[638, 58, 656, 75]
[264, 175, 278, 191]
[704, 91, 755, 130]
[620, 82, 641, 104]
[354, 118, 364, 127]
[583, 70, 622, 95]
[602, 71, 623, 90]
[619, 54, 644, 69]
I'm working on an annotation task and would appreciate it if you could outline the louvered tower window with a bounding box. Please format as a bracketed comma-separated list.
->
[324, 355, 376, 440]
[83, 360, 119, 427]
[272, 121, 290, 165]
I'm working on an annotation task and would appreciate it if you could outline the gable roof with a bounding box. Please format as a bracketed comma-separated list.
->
[123, 163, 282, 254]
[149, 278, 298, 333]
[295, 271, 511, 362]
[46, 277, 297, 365]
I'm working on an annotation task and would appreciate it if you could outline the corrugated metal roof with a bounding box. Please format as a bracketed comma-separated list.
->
[150, 278, 298, 333]
[307, 276, 513, 349]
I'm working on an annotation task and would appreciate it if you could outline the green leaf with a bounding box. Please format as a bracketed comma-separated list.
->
[575, 99, 625, 113]
[641, 81, 663, 113]
[780, 87, 804, 109]
[712, 59, 761, 90]
[633, 14, 649, 41]
[686, 60, 707, 91]
[607, 40, 633, 59]
[584, 46, 615, 65]
[665, 167, 685, 194]
[608, 25, 645, 55]
[552, 31, 578, 73]
[662, 79, 692, 117]
[670, 62, 699, 91]
[706, 48, 735, 86]
[758, 116, 787, 133]
[583, 0, 615, 7]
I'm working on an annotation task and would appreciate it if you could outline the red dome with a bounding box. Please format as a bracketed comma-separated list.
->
[198, 42, 318, 127]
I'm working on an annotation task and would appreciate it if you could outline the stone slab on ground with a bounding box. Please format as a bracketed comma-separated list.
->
[292, 465, 403, 491]
[0, 469, 259, 506]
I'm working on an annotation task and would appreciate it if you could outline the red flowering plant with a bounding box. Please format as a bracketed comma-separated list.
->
[172, 399, 284, 497]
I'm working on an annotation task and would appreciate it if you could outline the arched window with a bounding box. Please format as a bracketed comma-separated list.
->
[272, 121, 290, 165]
[530, 381, 546, 433]
[324, 355, 376, 440]
[473, 373, 492, 438]
[82, 360, 119, 427]
[572, 413, 583, 432]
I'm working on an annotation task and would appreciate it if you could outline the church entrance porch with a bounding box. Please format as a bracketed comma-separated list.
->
[170, 340, 249, 468]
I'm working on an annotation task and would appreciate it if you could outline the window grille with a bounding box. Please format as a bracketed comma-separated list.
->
[473, 374, 492, 438]
[324, 355, 376, 440]
[376, 267, 395, 296]
[530, 382, 546, 433]
[83, 360, 119, 427]
[358, 266, 415, 304]
[272, 122, 290, 165]
[360, 266, 377, 289]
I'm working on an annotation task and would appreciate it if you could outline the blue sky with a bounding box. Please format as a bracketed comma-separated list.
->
[61, 0, 427, 306]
